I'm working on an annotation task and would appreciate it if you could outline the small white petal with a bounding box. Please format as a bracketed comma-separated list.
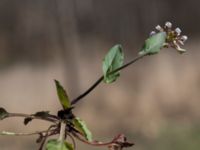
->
[178, 40, 184, 45]
[165, 21, 172, 28]
[175, 27, 181, 35]
[155, 25, 162, 31]
[173, 40, 186, 53]
[181, 35, 188, 42]
[177, 47, 187, 53]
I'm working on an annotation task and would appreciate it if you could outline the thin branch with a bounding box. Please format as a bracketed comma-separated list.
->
[0, 130, 48, 136]
[0, 125, 58, 138]
[71, 54, 147, 105]
[109, 53, 147, 74]
[67, 132, 76, 149]
[72, 131, 133, 148]
[38, 125, 59, 150]
[71, 76, 103, 105]
[7, 113, 59, 124]
[71, 131, 118, 147]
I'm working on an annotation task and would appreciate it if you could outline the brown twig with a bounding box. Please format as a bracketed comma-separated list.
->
[7, 113, 59, 124]
[72, 131, 132, 147]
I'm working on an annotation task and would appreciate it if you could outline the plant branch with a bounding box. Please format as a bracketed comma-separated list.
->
[58, 122, 66, 141]
[71, 76, 103, 105]
[71, 53, 147, 105]
[67, 132, 76, 149]
[72, 131, 133, 147]
[38, 125, 59, 150]
[0, 130, 49, 136]
[7, 113, 59, 124]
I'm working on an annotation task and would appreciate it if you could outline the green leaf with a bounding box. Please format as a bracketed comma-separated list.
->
[139, 32, 167, 55]
[46, 139, 73, 150]
[73, 117, 92, 142]
[0, 107, 8, 120]
[34, 111, 50, 118]
[103, 44, 124, 83]
[24, 111, 50, 125]
[55, 80, 71, 109]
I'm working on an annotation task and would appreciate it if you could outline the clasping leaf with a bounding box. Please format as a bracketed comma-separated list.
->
[139, 32, 167, 55]
[103, 44, 124, 83]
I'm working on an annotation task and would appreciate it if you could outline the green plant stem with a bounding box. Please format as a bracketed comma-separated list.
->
[58, 122, 66, 141]
[71, 54, 147, 105]
[68, 132, 76, 149]
[71, 76, 103, 105]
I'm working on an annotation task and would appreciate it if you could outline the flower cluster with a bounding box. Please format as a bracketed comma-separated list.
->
[150, 21, 188, 53]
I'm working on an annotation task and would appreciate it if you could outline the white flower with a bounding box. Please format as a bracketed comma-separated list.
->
[155, 25, 163, 31]
[150, 21, 188, 53]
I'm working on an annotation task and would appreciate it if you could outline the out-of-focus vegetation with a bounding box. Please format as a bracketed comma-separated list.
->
[0, 0, 200, 150]
[139, 123, 200, 150]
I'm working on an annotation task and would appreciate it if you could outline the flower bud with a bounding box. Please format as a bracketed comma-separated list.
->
[181, 35, 188, 42]
[165, 21, 172, 28]
[155, 25, 162, 31]
[175, 27, 181, 36]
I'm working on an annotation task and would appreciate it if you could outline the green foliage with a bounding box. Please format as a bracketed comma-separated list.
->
[139, 32, 167, 55]
[103, 44, 124, 83]
[46, 139, 73, 150]
[34, 111, 50, 117]
[0, 107, 8, 120]
[24, 111, 50, 125]
[55, 80, 71, 109]
[0, 22, 188, 150]
[140, 124, 200, 150]
[73, 117, 93, 141]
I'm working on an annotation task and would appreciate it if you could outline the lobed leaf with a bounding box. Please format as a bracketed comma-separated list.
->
[55, 80, 71, 109]
[139, 32, 167, 55]
[46, 139, 73, 150]
[103, 44, 124, 83]
[73, 117, 92, 142]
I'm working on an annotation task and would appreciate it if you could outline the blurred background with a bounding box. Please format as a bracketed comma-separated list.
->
[0, 0, 200, 149]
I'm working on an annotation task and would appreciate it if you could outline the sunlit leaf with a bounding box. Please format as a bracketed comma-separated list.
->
[46, 139, 73, 150]
[73, 117, 92, 142]
[0, 107, 8, 120]
[139, 32, 167, 55]
[55, 80, 71, 109]
[103, 44, 124, 83]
